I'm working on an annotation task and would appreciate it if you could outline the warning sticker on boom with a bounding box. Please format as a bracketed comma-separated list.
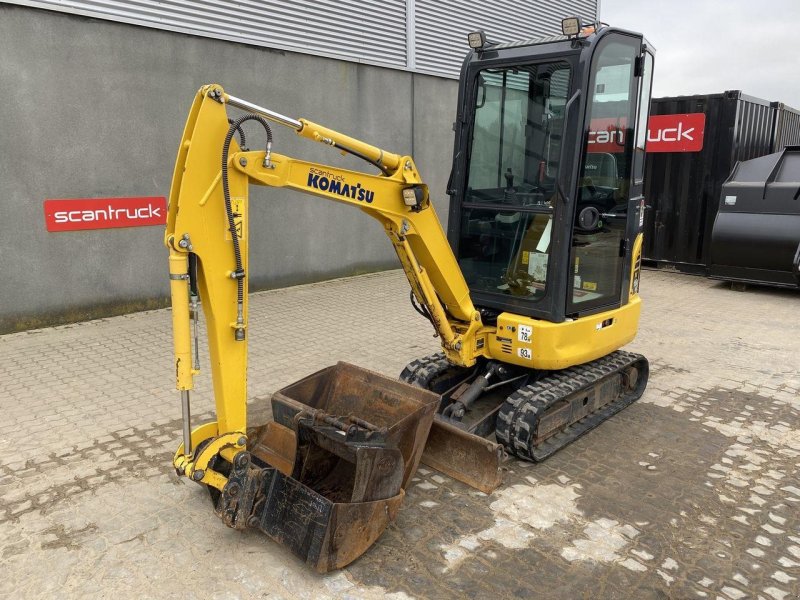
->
[225, 197, 245, 241]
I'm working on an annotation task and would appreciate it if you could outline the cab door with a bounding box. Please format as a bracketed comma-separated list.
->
[567, 33, 652, 315]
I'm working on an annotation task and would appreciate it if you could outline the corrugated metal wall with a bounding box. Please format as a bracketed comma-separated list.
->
[733, 93, 777, 162]
[412, 0, 597, 77]
[5, 0, 597, 78]
[6, 0, 408, 68]
[773, 103, 800, 148]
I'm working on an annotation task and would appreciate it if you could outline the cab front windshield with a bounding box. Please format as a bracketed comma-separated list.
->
[457, 61, 571, 300]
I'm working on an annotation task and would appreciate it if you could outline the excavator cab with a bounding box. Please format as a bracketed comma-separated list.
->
[447, 25, 655, 323]
[401, 23, 654, 490]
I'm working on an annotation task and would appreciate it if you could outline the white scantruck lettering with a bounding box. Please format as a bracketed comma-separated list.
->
[648, 122, 695, 143]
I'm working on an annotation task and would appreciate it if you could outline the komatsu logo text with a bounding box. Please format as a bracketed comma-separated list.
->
[307, 168, 375, 203]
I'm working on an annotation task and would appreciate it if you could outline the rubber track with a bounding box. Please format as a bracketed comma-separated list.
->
[399, 353, 452, 389]
[495, 350, 648, 462]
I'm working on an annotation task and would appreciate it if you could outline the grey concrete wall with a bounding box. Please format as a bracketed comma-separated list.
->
[0, 5, 459, 333]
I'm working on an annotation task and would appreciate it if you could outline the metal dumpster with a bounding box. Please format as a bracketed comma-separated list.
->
[709, 146, 800, 288]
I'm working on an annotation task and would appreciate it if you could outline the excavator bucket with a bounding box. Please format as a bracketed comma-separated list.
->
[272, 363, 506, 495]
[230, 362, 438, 572]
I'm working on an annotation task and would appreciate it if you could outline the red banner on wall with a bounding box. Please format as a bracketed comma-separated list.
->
[646, 113, 706, 153]
[44, 196, 167, 232]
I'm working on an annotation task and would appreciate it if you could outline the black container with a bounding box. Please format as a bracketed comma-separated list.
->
[643, 91, 777, 271]
[709, 147, 800, 288]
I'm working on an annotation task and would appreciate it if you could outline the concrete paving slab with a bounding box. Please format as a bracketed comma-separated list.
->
[0, 269, 798, 599]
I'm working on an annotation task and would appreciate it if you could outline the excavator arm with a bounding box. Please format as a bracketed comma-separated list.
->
[166, 84, 488, 480]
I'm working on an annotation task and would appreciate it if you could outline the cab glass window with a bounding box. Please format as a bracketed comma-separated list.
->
[458, 61, 571, 299]
[569, 38, 639, 312]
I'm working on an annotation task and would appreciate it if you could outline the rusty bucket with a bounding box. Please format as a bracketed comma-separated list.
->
[237, 362, 438, 572]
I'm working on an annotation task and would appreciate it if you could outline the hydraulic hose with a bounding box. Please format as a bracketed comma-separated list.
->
[221, 114, 273, 340]
[410, 289, 433, 325]
[227, 118, 247, 149]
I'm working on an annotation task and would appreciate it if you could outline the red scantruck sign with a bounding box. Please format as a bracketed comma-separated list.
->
[587, 113, 706, 153]
[44, 196, 167, 232]
[646, 113, 706, 152]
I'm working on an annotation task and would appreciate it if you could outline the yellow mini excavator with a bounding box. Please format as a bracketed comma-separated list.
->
[166, 19, 655, 572]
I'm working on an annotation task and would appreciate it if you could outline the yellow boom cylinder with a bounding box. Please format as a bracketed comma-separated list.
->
[297, 118, 402, 173]
[168, 249, 194, 391]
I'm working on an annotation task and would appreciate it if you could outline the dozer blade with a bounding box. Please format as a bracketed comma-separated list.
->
[421, 418, 504, 494]
[398, 353, 510, 493]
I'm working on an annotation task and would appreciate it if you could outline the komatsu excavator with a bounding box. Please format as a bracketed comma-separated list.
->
[166, 19, 655, 572]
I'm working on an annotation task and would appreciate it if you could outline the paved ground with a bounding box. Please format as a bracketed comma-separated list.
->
[0, 269, 798, 599]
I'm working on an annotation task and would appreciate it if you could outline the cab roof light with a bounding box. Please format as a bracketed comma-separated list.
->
[561, 17, 582, 37]
[467, 30, 487, 50]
